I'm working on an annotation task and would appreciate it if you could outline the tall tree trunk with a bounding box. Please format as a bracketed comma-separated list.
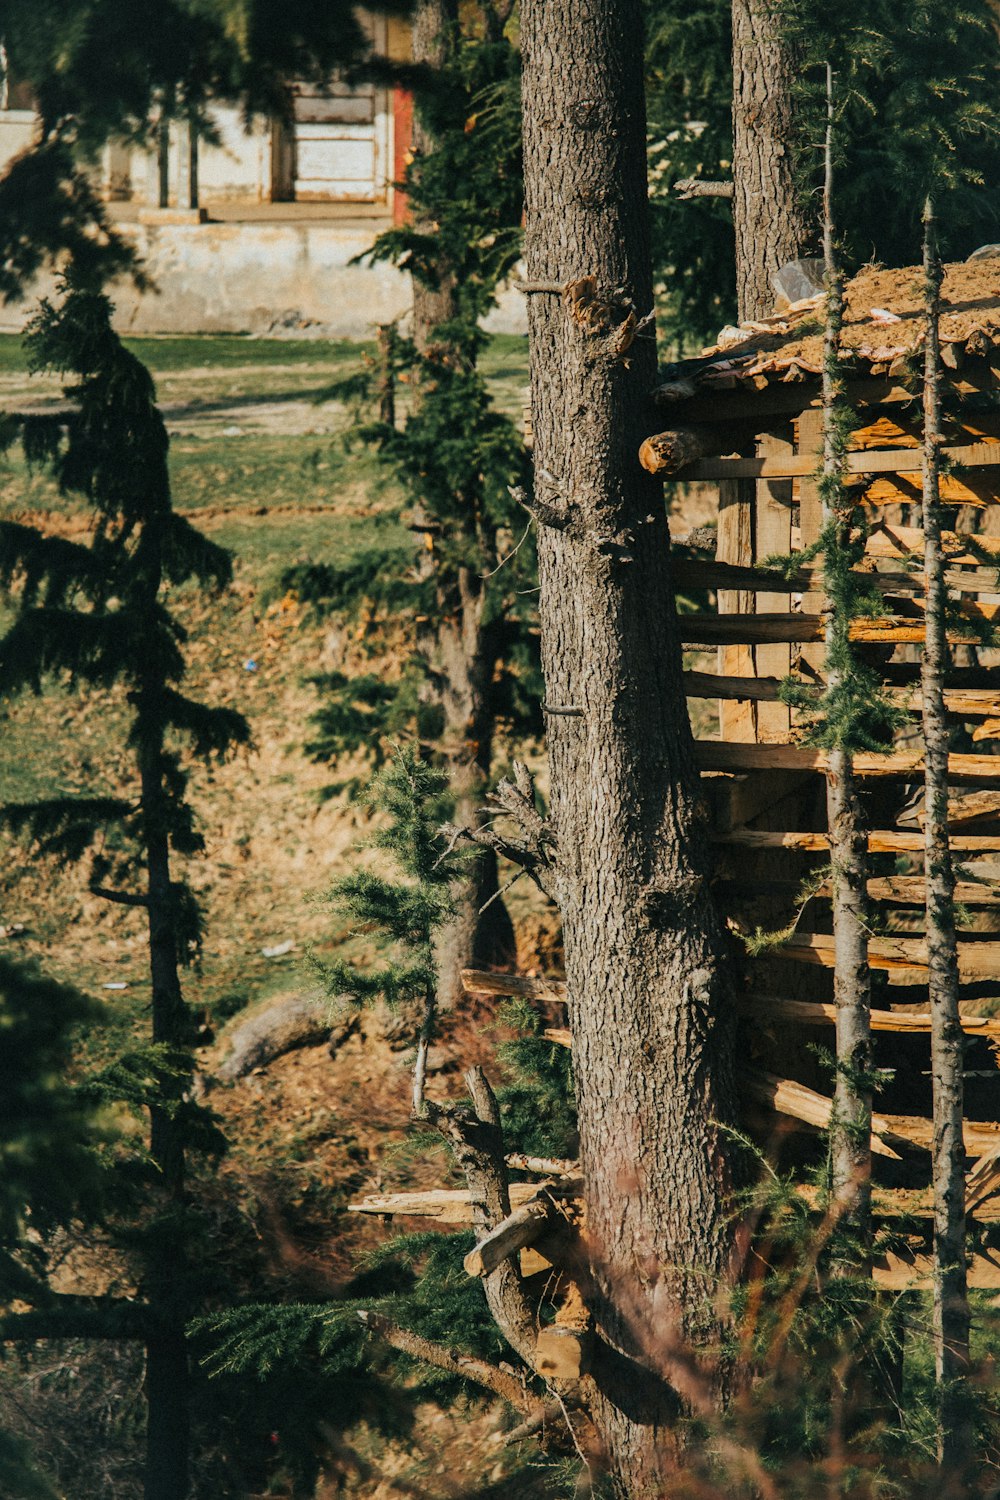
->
[521, 0, 737, 1489]
[819, 68, 872, 1245]
[730, 0, 810, 320]
[921, 194, 971, 1483]
[140, 749, 191, 1500]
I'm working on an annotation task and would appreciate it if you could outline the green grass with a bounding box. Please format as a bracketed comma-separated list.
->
[0, 328, 529, 378]
[0, 331, 369, 374]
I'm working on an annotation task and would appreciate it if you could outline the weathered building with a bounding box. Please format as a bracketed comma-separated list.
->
[0, 14, 523, 337]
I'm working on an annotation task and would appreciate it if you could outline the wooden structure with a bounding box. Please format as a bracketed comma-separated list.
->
[352, 261, 1000, 1308]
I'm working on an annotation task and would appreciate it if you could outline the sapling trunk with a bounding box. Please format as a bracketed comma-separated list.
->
[820, 66, 872, 1246]
[920, 193, 971, 1480]
[407, 6, 517, 1005]
[139, 710, 191, 1500]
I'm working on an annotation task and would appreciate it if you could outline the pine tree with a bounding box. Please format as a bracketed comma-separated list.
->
[815, 67, 874, 1255]
[289, 4, 537, 1009]
[0, 270, 249, 1500]
[919, 192, 971, 1488]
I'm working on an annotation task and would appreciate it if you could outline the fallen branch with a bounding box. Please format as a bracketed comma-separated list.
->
[505, 1152, 579, 1177]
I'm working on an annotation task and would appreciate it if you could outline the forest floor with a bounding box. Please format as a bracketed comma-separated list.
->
[0, 330, 582, 1498]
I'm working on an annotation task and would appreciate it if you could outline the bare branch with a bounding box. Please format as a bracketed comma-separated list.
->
[441, 765, 558, 903]
[357, 1310, 539, 1414]
[673, 177, 733, 199]
[89, 884, 149, 909]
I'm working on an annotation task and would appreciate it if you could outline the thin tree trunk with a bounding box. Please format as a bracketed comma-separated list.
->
[140, 749, 191, 1500]
[522, 0, 737, 1489]
[411, 0, 460, 349]
[409, 1, 515, 1006]
[920, 193, 971, 1483]
[730, 0, 811, 320]
[820, 67, 872, 1244]
[434, 581, 516, 1010]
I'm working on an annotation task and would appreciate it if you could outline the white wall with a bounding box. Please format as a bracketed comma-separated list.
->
[0, 221, 528, 339]
[0, 110, 37, 172]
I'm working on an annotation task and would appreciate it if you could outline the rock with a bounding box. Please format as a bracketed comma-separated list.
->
[216, 991, 355, 1080]
[967, 244, 1000, 261]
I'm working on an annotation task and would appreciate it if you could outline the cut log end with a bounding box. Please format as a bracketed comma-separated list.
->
[638, 428, 713, 475]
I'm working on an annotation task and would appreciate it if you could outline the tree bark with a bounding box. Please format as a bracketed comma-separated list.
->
[920, 194, 971, 1484]
[819, 68, 872, 1247]
[730, 0, 810, 320]
[521, 1, 738, 1490]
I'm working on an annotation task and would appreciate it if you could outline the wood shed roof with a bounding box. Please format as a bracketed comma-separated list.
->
[657, 258, 1000, 401]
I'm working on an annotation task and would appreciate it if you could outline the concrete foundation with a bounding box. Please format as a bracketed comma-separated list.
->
[0, 213, 527, 340]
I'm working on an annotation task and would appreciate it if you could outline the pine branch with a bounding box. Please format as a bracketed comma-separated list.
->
[89, 884, 149, 909]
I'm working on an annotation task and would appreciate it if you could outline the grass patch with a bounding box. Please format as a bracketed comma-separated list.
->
[0, 331, 369, 375]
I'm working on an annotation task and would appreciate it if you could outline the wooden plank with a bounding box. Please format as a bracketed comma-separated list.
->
[874, 1247, 1000, 1290]
[686, 671, 1000, 718]
[674, 440, 1000, 483]
[463, 1196, 555, 1278]
[461, 969, 567, 1003]
[695, 740, 1000, 783]
[349, 1182, 542, 1223]
[672, 558, 1000, 598]
[712, 829, 1000, 854]
[923, 789, 1000, 829]
[853, 876, 998, 905]
[680, 613, 992, 646]
[716, 477, 757, 741]
[746, 1071, 902, 1157]
[755, 432, 793, 741]
[723, 875, 1000, 906]
[864, 521, 1000, 566]
[744, 995, 1000, 1036]
[748, 1068, 1000, 1156]
[797, 1182, 1000, 1224]
[654, 365, 1000, 426]
[775, 933, 1000, 982]
[966, 1149, 1000, 1214]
